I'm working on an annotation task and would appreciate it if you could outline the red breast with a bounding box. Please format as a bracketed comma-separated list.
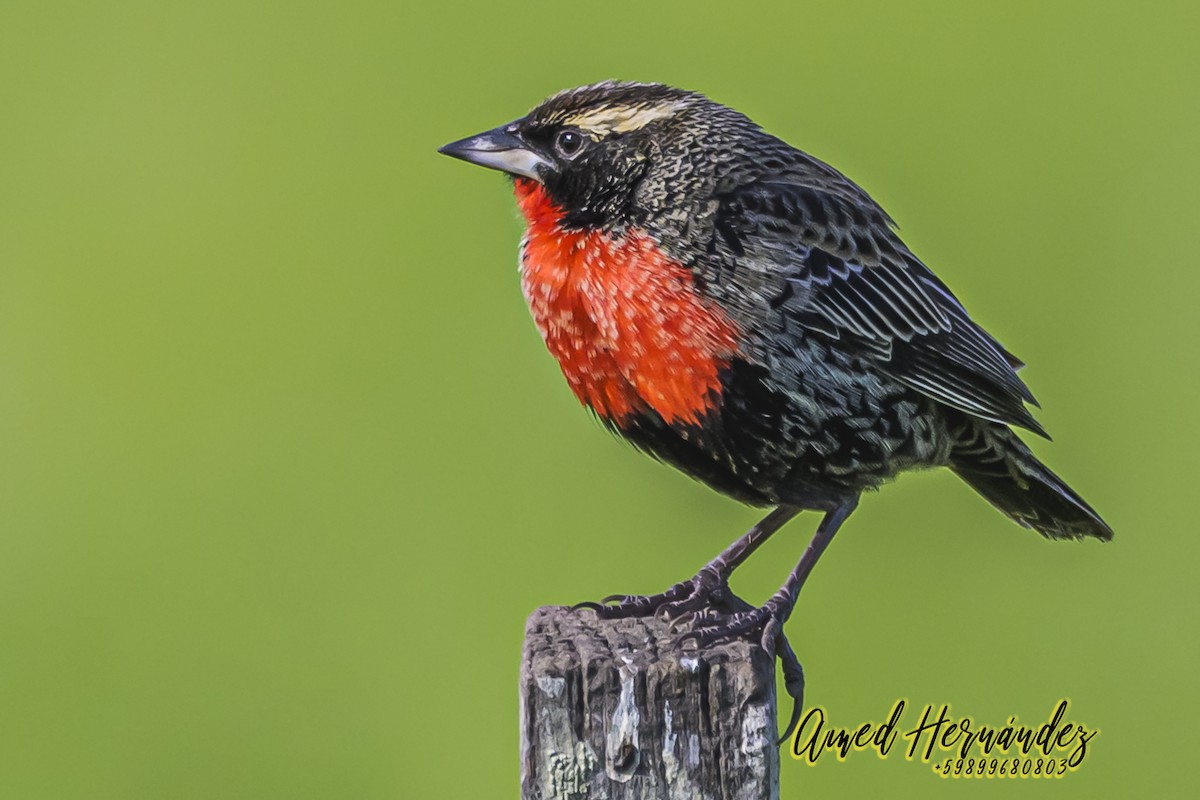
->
[514, 179, 740, 426]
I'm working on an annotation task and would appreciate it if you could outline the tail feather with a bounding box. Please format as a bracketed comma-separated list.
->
[950, 424, 1113, 541]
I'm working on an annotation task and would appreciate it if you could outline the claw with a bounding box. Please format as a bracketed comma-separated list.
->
[665, 609, 700, 634]
[775, 632, 805, 745]
[778, 691, 804, 747]
[572, 571, 728, 622]
[761, 616, 782, 653]
[571, 601, 605, 612]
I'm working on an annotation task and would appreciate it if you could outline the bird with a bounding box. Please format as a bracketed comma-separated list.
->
[438, 81, 1111, 740]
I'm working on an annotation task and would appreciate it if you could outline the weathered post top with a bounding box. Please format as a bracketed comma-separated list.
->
[520, 606, 779, 800]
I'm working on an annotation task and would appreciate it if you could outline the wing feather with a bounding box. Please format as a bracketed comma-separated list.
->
[718, 181, 1046, 436]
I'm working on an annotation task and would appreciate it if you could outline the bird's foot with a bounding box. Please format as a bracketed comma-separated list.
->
[576, 580, 805, 745]
[697, 587, 806, 744]
[676, 591, 795, 654]
[572, 566, 728, 622]
[579, 583, 805, 745]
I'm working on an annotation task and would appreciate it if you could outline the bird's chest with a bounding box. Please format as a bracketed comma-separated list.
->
[513, 180, 739, 426]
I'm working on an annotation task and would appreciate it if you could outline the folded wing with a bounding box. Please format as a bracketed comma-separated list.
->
[714, 180, 1046, 437]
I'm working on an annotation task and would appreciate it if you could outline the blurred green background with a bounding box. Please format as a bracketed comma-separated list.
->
[0, 0, 1195, 797]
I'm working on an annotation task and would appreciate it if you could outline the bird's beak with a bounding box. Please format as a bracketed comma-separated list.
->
[438, 123, 553, 182]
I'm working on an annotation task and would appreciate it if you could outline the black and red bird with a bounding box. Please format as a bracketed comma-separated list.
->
[440, 81, 1111, 734]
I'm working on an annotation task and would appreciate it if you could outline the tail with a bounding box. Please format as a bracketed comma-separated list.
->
[950, 423, 1113, 541]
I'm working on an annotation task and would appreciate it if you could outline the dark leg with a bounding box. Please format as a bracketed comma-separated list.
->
[575, 505, 803, 620]
[679, 496, 859, 652]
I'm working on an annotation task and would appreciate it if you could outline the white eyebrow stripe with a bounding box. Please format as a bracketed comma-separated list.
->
[561, 101, 688, 134]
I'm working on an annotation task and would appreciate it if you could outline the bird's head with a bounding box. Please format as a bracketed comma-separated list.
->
[439, 81, 761, 231]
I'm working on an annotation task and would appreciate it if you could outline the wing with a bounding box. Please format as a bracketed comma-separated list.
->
[712, 180, 1047, 437]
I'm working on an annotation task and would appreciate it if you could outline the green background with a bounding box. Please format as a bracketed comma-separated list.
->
[0, 1, 1195, 797]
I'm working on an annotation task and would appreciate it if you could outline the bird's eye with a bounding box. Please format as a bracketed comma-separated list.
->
[555, 129, 585, 158]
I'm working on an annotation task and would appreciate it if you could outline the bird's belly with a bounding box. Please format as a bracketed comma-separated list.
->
[515, 179, 739, 426]
[615, 349, 954, 508]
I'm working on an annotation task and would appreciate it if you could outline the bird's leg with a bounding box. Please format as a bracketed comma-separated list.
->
[575, 505, 802, 620]
[679, 496, 859, 652]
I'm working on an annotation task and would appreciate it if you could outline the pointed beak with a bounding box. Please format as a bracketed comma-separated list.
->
[438, 123, 553, 181]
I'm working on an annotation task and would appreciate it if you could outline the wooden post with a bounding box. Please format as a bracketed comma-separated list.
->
[519, 606, 779, 800]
